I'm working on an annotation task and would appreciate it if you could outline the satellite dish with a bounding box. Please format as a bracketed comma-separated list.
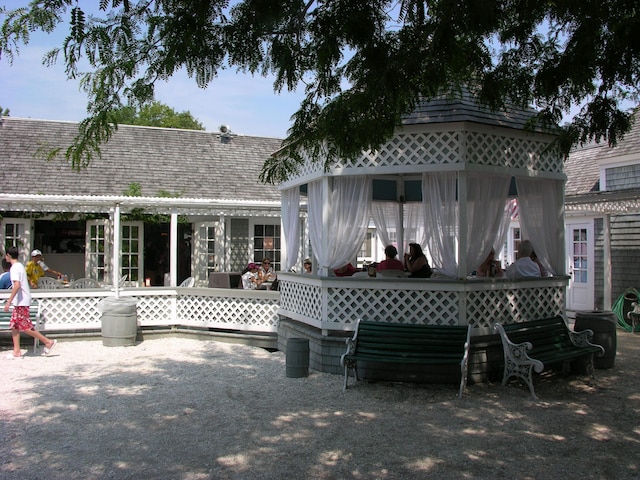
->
[219, 124, 230, 134]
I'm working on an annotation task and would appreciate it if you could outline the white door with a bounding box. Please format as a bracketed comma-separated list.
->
[566, 222, 594, 311]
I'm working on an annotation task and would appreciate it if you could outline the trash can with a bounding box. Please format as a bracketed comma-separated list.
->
[285, 338, 309, 378]
[574, 311, 617, 369]
[100, 297, 138, 347]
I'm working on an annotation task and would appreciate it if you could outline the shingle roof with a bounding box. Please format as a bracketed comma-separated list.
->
[401, 89, 546, 131]
[0, 117, 283, 202]
[564, 110, 640, 196]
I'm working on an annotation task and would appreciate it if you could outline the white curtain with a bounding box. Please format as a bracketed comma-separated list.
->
[308, 177, 372, 273]
[422, 172, 458, 277]
[403, 202, 426, 251]
[494, 198, 518, 258]
[465, 174, 512, 274]
[281, 187, 300, 271]
[371, 201, 399, 250]
[515, 178, 563, 275]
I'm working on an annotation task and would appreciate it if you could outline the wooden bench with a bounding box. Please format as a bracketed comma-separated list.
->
[0, 301, 42, 353]
[340, 320, 472, 397]
[494, 316, 605, 399]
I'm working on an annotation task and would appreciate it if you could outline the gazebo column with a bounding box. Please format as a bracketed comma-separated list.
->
[318, 176, 332, 277]
[457, 170, 468, 280]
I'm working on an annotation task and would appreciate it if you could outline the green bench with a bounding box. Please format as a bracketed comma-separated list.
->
[494, 316, 605, 399]
[340, 320, 472, 397]
[0, 301, 42, 353]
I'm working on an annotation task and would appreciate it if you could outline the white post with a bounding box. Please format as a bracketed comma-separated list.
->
[603, 214, 612, 310]
[318, 176, 331, 277]
[457, 171, 468, 279]
[113, 203, 121, 299]
[170, 212, 178, 287]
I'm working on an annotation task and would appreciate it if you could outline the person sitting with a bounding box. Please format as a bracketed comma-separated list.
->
[477, 248, 502, 277]
[403, 243, 432, 278]
[377, 245, 404, 272]
[0, 258, 12, 289]
[333, 263, 357, 277]
[25, 249, 63, 288]
[241, 263, 261, 289]
[505, 240, 542, 279]
[303, 258, 312, 274]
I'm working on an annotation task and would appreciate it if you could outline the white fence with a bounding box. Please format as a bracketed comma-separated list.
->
[0, 287, 280, 333]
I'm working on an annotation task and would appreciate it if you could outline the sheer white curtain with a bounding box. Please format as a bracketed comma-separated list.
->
[422, 172, 458, 277]
[515, 178, 563, 275]
[465, 174, 512, 274]
[371, 201, 399, 249]
[404, 202, 426, 250]
[495, 198, 518, 256]
[281, 187, 300, 271]
[308, 177, 372, 273]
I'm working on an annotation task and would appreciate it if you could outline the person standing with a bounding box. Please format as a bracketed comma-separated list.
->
[4, 246, 58, 359]
[25, 249, 63, 288]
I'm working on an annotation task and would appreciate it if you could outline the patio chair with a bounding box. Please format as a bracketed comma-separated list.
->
[69, 278, 101, 289]
[118, 274, 128, 287]
[37, 277, 62, 289]
[179, 276, 195, 287]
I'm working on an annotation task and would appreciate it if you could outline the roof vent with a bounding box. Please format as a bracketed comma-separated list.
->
[218, 124, 234, 144]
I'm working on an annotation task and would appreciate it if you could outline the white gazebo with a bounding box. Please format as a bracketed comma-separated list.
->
[275, 92, 569, 378]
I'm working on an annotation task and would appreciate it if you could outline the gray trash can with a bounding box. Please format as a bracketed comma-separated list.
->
[100, 297, 138, 347]
[286, 338, 309, 378]
[574, 311, 617, 369]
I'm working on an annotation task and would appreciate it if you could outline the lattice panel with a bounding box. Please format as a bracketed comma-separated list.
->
[466, 132, 563, 173]
[466, 286, 565, 328]
[39, 297, 103, 329]
[279, 280, 323, 321]
[341, 132, 463, 169]
[134, 296, 175, 325]
[178, 295, 279, 331]
[326, 287, 459, 326]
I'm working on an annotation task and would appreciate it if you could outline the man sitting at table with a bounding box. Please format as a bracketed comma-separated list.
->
[377, 245, 404, 272]
[25, 249, 63, 288]
[505, 240, 542, 279]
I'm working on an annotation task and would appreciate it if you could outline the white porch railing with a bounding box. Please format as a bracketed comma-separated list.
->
[277, 273, 569, 335]
[0, 287, 280, 333]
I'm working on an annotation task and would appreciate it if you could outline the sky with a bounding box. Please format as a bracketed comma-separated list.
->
[0, 12, 306, 139]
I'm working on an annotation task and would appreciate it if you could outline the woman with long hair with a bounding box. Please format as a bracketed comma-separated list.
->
[403, 243, 432, 278]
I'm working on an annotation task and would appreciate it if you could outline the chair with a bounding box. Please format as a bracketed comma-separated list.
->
[69, 278, 101, 289]
[179, 276, 195, 287]
[37, 277, 61, 289]
[118, 274, 128, 287]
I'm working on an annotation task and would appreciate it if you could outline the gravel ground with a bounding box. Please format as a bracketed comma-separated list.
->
[1, 332, 639, 480]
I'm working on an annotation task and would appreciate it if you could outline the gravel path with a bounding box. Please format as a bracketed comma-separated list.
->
[1, 332, 639, 479]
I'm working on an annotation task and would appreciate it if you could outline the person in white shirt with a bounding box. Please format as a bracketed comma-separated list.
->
[505, 240, 543, 279]
[3, 246, 58, 358]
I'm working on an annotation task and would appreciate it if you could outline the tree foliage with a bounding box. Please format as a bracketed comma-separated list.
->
[1, 0, 638, 183]
[109, 101, 205, 130]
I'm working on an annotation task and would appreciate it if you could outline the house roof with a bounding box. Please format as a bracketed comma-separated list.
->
[564, 109, 640, 214]
[0, 117, 283, 203]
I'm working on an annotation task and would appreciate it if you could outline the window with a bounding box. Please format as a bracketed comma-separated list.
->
[253, 223, 281, 271]
[511, 227, 521, 264]
[358, 228, 376, 267]
[572, 228, 588, 283]
[87, 221, 108, 282]
[121, 223, 143, 283]
[1, 219, 30, 263]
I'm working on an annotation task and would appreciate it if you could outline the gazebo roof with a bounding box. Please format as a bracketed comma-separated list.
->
[402, 90, 544, 132]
